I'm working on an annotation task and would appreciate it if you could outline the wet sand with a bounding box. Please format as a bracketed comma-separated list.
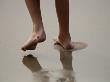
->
[0, 0, 110, 82]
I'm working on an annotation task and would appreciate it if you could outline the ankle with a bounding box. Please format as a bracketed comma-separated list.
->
[33, 24, 44, 33]
[58, 35, 71, 44]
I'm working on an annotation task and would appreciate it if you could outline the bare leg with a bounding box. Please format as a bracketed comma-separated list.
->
[21, 0, 46, 51]
[55, 0, 74, 49]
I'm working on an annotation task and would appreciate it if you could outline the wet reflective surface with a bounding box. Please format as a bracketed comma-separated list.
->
[22, 43, 86, 82]
[22, 48, 75, 82]
[0, 0, 110, 82]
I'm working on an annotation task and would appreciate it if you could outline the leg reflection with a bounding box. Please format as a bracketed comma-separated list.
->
[22, 54, 49, 82]
[22, 51, 75, 82]
[56, 50, 76, 82]
[60, 51, 73, 70]
[22, 54, 42, 72]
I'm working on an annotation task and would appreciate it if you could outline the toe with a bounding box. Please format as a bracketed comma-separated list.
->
[21, 47, 26, 51]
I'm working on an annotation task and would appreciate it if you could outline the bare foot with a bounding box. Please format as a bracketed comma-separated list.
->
[21, 30, 46, 51]
[54, 36, 74, 50]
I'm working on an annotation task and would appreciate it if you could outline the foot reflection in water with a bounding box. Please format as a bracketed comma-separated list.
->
[22, 42, 87, 82]
[22, 49, 78, 82]
[56, 50, 75, 82]
[22, 54, 50, 82]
